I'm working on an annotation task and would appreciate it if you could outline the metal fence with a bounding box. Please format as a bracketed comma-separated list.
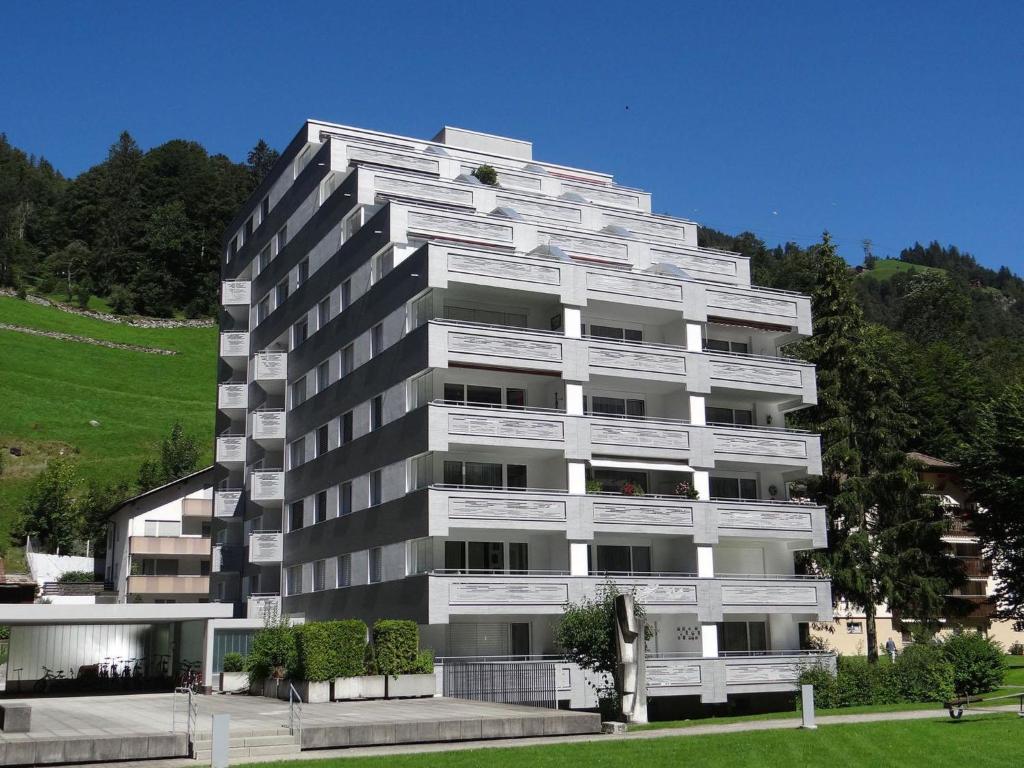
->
[442, 660, 556, 709]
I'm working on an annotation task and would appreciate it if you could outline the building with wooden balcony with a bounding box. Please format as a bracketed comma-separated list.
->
[105, 467, 214, 603]
[212, 120, 833, 707]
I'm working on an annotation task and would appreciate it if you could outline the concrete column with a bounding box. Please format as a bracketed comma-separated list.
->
[570, 542, 590, 576]
[685, 322, 703, 352]
[567, 461, 587, 494]
[697, 545, 715, 578]
[692, 470, 710, 500]
[689, 394, 706, 425]
[563, 306, 582, 339]
[565, 383, 584, 415]
[701, 624, 719, 658]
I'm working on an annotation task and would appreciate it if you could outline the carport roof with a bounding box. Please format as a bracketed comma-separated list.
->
[0, 602, 233, 625]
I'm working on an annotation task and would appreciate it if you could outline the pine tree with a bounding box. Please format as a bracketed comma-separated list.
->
[246, 140, 280, 187]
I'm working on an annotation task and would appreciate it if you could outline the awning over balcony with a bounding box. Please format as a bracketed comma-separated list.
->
[590, 458, 694, 473]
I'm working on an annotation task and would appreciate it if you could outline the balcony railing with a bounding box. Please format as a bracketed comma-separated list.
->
[182, 498, 213, 519]
[129, 536, 212, 557]
[127, 575, 210, 595]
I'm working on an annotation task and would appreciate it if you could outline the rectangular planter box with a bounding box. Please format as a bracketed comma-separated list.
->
[333, 675, 386, 700]
[292, 680, 331, 704]
[386, 673, 437, 699]
[264, 678, 286, 699]
[219, 671, 248, 693]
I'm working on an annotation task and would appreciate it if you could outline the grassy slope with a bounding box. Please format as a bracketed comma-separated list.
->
[858, 258, 945, 280]
[0, 297, 216, 556]
[245, 715, 1020, 768]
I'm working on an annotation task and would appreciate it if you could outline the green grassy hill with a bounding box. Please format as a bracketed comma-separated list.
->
[857, 258, 946, 280]
[0, 297, 216, 561]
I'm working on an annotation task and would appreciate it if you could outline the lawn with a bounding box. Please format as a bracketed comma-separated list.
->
[242, 715, 1022, 767]
[0, 297, 216, 557]
[858, 258, 945, 280]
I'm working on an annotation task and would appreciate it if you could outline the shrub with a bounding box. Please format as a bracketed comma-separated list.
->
[56, 570, 95, 583]
[247, 612, 297, 681]
[471, 164, 498, 186]
[939, 631, 1006, 695]
[585, 480, 603, 494]
[893, 643, 954, 703]
[411, 649, 434, 674]
[222, 652, 245, 673]
[372, 620, 420, 676]
[108, 285, 133, 315]
[332, 619, 369, 678]
[1010, 642, 1024, 656]
[797, 663, 839, 709]
[293, 622, 338, 682]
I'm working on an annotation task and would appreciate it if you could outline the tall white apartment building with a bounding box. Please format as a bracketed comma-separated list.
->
[213, 120, 833, 707]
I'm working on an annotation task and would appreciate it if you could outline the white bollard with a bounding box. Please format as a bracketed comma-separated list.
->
[211, 713, 231, 767]
[800, 684, 817, 730]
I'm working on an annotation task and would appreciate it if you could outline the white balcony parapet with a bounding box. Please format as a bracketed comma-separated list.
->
[218, 383, 248, 411]
[252, 409, 286, 441]
[221, 280, 251, 306]
[254, 351, 287, 381]
[216, 435, 246, 464]
[247, 593, 281, 621]
[248, 531, 283, 564]
[214, 489, 243, 518]
[220, 332, 249, 358]
[250, 470, 284, 502]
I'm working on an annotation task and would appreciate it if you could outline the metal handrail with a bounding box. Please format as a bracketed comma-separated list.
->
[288, 682, 303, 742]
[646, 650, 835, 660]
[428, 569, 825, 581]
[426, 484, 821, 506]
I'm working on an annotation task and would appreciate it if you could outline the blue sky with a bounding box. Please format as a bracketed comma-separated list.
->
[2, 1, 1022, 273]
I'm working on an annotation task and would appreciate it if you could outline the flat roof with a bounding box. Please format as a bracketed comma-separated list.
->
[0, 602, 233, 625]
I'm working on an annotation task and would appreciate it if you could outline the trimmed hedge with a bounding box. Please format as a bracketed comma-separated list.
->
[333, 619, 369, 678]
[799, 647, 954, 709]
[372, 620, 420, 676]
[293, 620, 369, 681]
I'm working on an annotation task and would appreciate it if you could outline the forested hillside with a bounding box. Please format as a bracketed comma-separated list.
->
[0, 132, 278, 317]
[699, 228, 1024, 461]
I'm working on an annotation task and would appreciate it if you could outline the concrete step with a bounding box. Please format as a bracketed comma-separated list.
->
[194, 743, 302, 760]
[194, 733, 297, 749]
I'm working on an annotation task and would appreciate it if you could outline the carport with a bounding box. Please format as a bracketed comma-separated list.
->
[0, 603, 232, 695]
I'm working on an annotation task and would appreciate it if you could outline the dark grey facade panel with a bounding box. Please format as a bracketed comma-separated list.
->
[283, 574, 429, 624]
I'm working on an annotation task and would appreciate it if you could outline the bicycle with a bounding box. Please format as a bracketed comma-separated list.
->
[32, 666, 65, 694]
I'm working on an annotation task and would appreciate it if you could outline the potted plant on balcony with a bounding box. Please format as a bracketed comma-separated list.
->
[471, 164, 498, 186]
[621, 482, 645, 497]
[374, 620, 437, 698]
[220, 652, 248, 693]
[673, 481, 700, 500]
[586, 480, 604, 494]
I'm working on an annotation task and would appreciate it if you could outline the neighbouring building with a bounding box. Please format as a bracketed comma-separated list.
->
[212, 120, 833, 707]
[812, 452, 1024, 655]
[105, 467, 215, 604]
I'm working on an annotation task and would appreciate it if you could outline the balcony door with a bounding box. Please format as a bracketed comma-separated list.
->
[594, 544, 651, 575]
[719, 621, 768, 653]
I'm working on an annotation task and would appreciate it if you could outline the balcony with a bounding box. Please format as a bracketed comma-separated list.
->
[428, 402, 822, 473]
[247, 593, 281, 621]
[218, 383, 248, 411]
[646, 651, 836, 703]
[252, 409, 286, 445]
[253, 351, 287, 390]
[249, 470, 284, 502]
[129, 536, 212, 557]
[221, 280, 251, 306]
[426, 486, 826, 548]
[182, 497, 213, 519]
[425, 571, 831, 624]
[248, 531, 283, 564]
[220, 331, 249, 360]
[960, 557, 992, 578]
[216, 435, 246, 464]
[127, 575, 210, 596]
[214, 489, 243, 518]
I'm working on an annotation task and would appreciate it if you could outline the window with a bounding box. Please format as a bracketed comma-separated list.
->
[294, 146, 311, 179]
[312, 560, 326, 592]
[341, 279, 351, 310]
[369, 470, 382, 506]
[340, 344, 354, 377]
[444, 461, 502, 488]
[260, 196, 269, 222]
[847, 621, 864, 635]
[318, 296, 331, 328]
[341, 411, 353, 444]
[412, 454, 433, 489]
[595, 545, 651, 575]
[705, 338, 749, 354]
[342, 207, 364, 242]
[371, 395, 383, 430]
[276, 224, 288, 254]
[368, 547, 383, 583]
[289, 500, 304, 531]
[409, 372, 433, 410]
[317, 360, 330, 392]
[444, 541, 467, 572]
[319, 173, 341, 205]
[444, 305, 527, 328]
[292, 318, 308, 347]
[709, 476, 758, 499]
[509, 542, 529, 574]
[316, 424, 329, 456]
[469, 541, 504, 573]
[706, 407, 754, 426]
[337, 554, 352, 587]
[409, 538, 432, 574]
[290, 377, 307, 408]
[339, 481, 352, 516]
[443, 383, 521, 408]
[258, 245, 271, 273]
[285, 565, 302, 596]
[296, 259, 309, 286]
[719, 621, 768, 653]
[245, 215, 254, 239]
[507, 465, 528, 489]
[289, 438, 306, 469]
[506, 389, 526, 409]
[591, 468, 648, 494]
[227, 234, 239, 262]
[370, 323, 384, 357]
[256, 295, 270, 324]
[371, 250, 392, 285]
[314, 490, 328, 523]
[409, 295, 433, 330]
[587, 324, 643, 342]
[275, 279, 289, 306]
[588, 396, 646, 418]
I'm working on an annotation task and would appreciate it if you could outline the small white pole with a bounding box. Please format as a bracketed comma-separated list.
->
[801, 684, 817, 730]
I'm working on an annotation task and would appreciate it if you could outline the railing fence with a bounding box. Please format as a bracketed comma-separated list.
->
[442, 661, 556, 709]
